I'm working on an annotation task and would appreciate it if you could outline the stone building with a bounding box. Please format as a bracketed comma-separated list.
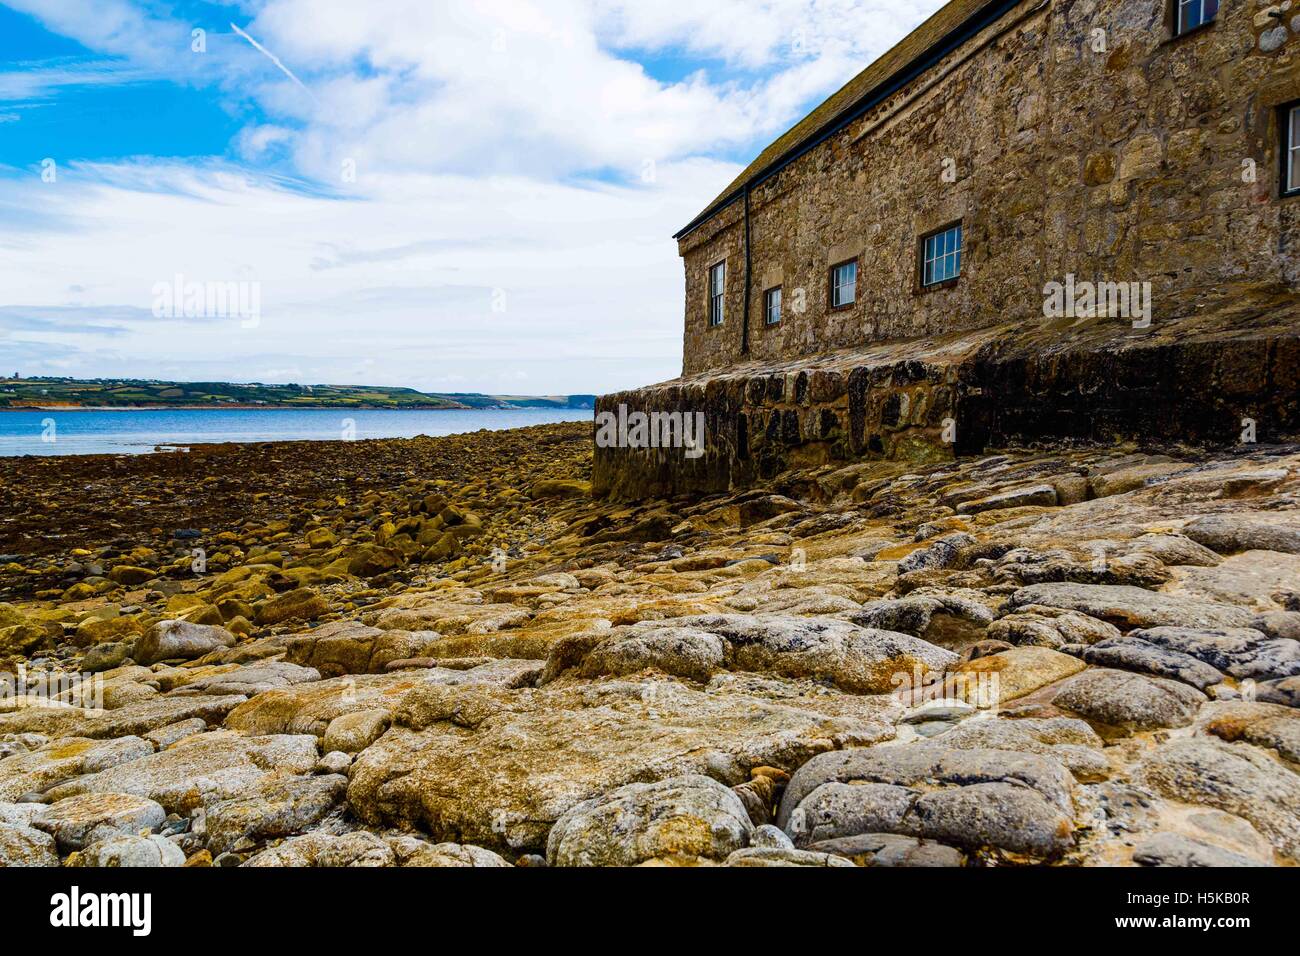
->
[594, 0, 1300, 498]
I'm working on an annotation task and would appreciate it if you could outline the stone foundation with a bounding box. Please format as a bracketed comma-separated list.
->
[594, 296, 1300, 499]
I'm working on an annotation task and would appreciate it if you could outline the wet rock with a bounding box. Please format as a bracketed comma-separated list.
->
[134, 620, 236, 666]
[1051, 668, 1206, 733]
[546, 775, 754, 866]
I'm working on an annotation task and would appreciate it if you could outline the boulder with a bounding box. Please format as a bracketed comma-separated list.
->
[33, 792, 167, 852]
[934, 716, 1109, 781]
[777, 745, 1076, 859]
[254, 588, 330, 627]
[205, 773, 347, 855]
[284, 621, 444, 676]
[348, 678, 898, 854]
[806, 832, 965, 867]
[1126, 626, 1300, 683]
[1006, 584, 1255, 631]
[1081, 637, 1227, 690]
[0, 821, 58, 866]
[546, 775, 754, 866]
[241, 830, 395, 867]
[0, 736, 154, 802]
[1132, 833, 1266, 867]
[42, 732, 319, 814]
[1138, 737, 1300, 859]
[397, 841, 511, 867]
[73, 833, 185, 867]
[1051, 668, 1206, 733]
[665, 614, 960, 694]
[725, 847, 856, 867]
[168, 661, 323, 698]
[942, 646, 1086, 703]
[133, 621, 236, 666]
[1183, 516, 1300, 556]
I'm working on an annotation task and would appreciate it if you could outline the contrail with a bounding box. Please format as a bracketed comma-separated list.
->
[230, 22, 318, 103]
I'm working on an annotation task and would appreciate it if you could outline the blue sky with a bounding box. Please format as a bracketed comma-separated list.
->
[0, 0, 940, 394]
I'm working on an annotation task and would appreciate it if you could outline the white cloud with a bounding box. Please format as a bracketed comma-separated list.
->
[0, 158, 736, 393]
[0, 0, 947, 391]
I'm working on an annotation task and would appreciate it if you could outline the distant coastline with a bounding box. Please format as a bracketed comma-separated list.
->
[0, 376, 597, 413]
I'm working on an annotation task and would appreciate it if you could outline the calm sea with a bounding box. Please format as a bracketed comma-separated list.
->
[0, 407, 593, 457]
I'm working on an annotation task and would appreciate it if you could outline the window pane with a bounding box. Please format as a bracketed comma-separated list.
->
[921, 225, 963, 286]
[1292, 106, 1300, 149]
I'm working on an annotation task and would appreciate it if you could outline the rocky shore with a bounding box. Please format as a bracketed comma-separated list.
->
[2, 423, 1299, 867]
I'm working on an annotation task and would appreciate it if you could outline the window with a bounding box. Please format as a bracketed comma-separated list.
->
[764, 287, 782, 325]
[921, 223, 963, 287]
[1174, 0, 1217, 36]
[1286, 104, 1300, 197]
[708, 261, 725, 327]
[830, 260, 857, 309]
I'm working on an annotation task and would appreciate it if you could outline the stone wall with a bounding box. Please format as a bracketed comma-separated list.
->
[679, 0, 1300, 377]
[594, 297, 1300, 499]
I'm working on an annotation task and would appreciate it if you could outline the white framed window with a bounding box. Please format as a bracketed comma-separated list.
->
[1287, 104, 1300, 196]
[708, 261, 725, 327]
[830, 260, 857, 308]
[922, 223, 963, 287]
[1175, 0, 1217, 36]
[764, 287, 782, 325]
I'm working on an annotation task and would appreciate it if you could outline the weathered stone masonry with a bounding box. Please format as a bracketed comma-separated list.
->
[595, 0, 1300, 498]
